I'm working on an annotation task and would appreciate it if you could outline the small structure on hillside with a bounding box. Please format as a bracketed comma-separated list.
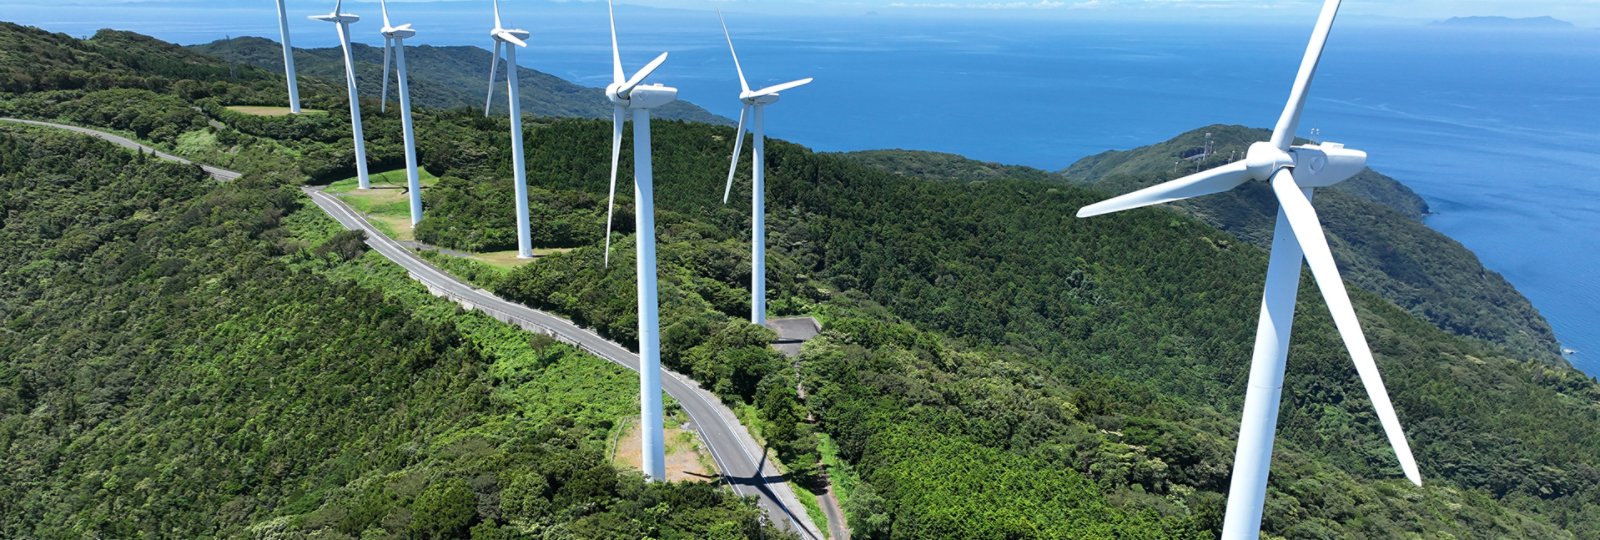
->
[766, 317, 820, 358]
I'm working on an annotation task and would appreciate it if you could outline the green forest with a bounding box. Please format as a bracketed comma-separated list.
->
[3, 20, 1600, 539]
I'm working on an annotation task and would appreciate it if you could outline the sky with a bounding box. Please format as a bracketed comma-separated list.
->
[4, 0, 1599, 27]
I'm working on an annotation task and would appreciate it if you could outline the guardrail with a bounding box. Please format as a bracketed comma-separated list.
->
[405, 270, 613, 359]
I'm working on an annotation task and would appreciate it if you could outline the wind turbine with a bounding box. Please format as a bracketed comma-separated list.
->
[601, 0, 676, 482]
[379, 0, 422, 226]
[484, 0, 534, 259]
[274, 0, 301, 114]
[1075, 1, 1421, 537]
[718, 11, 812, 326]
[310, 0, 371, 190]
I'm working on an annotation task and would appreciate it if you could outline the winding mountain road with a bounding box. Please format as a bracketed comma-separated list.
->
[0, 118, 241, 181]
[0, 116, 820, 538]
[306, 187, 822, 538]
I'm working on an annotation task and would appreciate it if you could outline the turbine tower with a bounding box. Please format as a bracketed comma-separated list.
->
[1076, 1, 1421, 538]
[718, 11, 813, 326]
[484, 0, 534, 259]
[601, 0, 676, 482]
[274, 0, 301, 114]
[311, 0, 371, 190]
[379, 0, 422, 225]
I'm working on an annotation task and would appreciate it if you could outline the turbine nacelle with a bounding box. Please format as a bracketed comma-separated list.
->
[740, 91, 781, 106]
[382, 25, 416, 39]
[1288, 142, 1367, 188]
[379, 0, 412, 38]
[310, 13, 360, 24]
[492, 28, 530, 42]
[610, 83, 679, 110]
[311, 0, 359, 25]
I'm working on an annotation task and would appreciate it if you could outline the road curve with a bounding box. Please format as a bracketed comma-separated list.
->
[305, 187, 823, 539]
[7, 116, 820, 538]
[0, 118, 242, 181]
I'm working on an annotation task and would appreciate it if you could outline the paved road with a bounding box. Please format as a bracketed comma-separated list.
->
[0, 118, 242, 181]
[10, 117, 820, 538]
[306, 187, 823, 539]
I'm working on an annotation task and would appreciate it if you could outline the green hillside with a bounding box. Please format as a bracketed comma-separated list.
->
[190, 36, 727, 125]
[4, 21, 1600, 539]
[1062, 125, 1560, 361]
[403, 117, 1600, 538]
[0, 124, 781, 538]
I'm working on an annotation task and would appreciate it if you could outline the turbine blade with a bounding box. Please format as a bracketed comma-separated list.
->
[498, 31, 528, 48]
[334, 0, 343, 16]
[1076, 160, 1252, 218]
[605, 106, 625, 267]
[753, 77, 813, 97]
[619, 52, 668, 96]
[381, 39, 393, 113]
[1271, 0, 1342, 150]
[717, 10, 750, 94]
[493, 0, 503, 30]
[485, 41, 502, 116]
[1270, 169, 1422, 487]
[381, 0, 392, 28]
[608, 0, 624, 85]
[723, 105, 749, 205]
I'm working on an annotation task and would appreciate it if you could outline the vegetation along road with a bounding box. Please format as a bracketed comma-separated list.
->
[0, 117, 241, 181]
[9, 116, 821, 539]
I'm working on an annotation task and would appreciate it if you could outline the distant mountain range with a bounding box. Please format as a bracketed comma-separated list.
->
[1432, 16, 1576, 29]
[189, 37, 728, 125]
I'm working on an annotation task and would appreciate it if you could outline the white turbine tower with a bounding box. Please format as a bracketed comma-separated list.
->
[600, 0, 676, 482]
[311, 0, 371, 190]
[274, 0, 301, 114]
[378, 0, 422, 226]
[484, 0, 534, 259]
[1076, 1, 1421, 538]
[718, 11, 812, 326]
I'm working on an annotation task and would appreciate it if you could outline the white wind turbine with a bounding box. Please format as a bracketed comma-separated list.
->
[484, 0, 534, 259]
[274, 0, 301, 114]
[378, 0, 422, 225]
[718, 11, 812, 326]
[310, 0, 371, 190]
[600, 0, 676, 482]
[1076, 1, 1421, 538]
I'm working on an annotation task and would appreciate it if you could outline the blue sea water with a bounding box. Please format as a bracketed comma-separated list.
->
[6, 3, 1598, 374]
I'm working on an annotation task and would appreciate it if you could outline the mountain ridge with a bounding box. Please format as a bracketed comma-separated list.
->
[188, 36, 729, 125]
[1432, 16, 1577, 29]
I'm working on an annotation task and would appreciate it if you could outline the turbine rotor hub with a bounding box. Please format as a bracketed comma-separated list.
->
[1244, 141, 1295, 180]
[605, 83, 629, 106]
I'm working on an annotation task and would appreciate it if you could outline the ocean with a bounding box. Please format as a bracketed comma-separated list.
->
[6, 2, 1598, 374]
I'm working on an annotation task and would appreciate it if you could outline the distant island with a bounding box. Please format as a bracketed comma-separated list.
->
[1432, 16, 1576, 29]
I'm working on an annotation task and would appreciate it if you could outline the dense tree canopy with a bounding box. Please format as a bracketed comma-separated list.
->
[3, 21, 1599, 539]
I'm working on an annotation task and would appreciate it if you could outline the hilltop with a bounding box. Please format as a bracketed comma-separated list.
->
[839, 128, 1561, 363]
[190, 36, 727, 125]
